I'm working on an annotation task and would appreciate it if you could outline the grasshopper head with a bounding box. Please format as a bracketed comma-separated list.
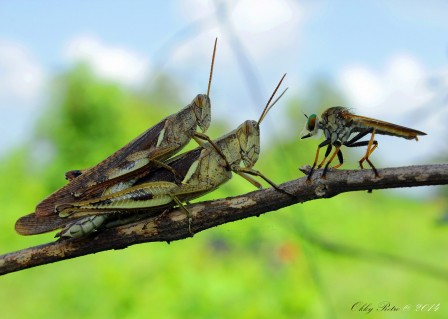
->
[193, 94, 211, 133]
[236, 120, 260, 168]
[235, 74, 287, 168]
[301, 113, 319, 139]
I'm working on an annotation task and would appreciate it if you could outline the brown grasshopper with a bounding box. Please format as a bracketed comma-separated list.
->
[31, 38, 225, 219]
[16, 74, 289, 238]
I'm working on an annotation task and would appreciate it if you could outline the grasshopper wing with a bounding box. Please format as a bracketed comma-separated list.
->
[35, 119, 181, 216]
[15, 212, 74, 235]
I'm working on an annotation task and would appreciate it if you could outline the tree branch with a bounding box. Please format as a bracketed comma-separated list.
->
[1, 163, 447, 276]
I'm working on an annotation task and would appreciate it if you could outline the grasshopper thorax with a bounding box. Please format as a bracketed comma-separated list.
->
[236, 120, 260, 168]
[192, 94, 211, 133]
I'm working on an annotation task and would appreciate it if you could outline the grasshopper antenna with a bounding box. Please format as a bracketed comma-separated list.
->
[265, 87, 288, 117]
[207, 37, 218, 97]
[257, 73, 287, 126]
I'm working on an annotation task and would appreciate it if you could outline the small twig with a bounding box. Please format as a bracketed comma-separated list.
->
[1, 164, 447, 276]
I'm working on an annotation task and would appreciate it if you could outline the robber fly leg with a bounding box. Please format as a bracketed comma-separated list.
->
[361, 142, 379, 176]
[345, 140, 372, 168]
[322, 142, 341, 179]
[317, 144, 332, 169]
[358, 129, 379, 177]
[345, 127, 374, 145]
[345, 129, 378, 175]
[331, 149, 344, 169]
[307, 139, 331, 181]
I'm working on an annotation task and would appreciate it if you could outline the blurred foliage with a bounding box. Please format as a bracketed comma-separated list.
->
[1, 65, 447, 319]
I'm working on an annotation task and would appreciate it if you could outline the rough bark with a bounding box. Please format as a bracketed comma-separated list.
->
[1, 163, 447, 276]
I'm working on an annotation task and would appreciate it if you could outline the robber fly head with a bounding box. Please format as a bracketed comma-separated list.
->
[301, 113, 320, 139]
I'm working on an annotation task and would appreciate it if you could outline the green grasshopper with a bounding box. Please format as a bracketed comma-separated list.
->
[31, 39, 224, 219]
[16, 74, 289, 238]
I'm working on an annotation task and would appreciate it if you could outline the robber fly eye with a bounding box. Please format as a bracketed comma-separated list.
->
[306, 114, 317, 131]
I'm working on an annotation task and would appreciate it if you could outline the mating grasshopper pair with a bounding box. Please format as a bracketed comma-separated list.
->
[15, 39, 289, 238]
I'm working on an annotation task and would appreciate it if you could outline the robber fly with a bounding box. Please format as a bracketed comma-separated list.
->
[301, 106, 427, 180]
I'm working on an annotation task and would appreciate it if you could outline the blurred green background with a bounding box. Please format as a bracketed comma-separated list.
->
[1, 2, 447, 319]
[1, 64, 447, 319]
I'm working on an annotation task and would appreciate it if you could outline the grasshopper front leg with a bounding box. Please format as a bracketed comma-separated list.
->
[235, 167, 293, 196]
[193, 132, 231, 170]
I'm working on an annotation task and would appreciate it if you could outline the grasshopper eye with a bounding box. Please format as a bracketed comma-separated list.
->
[193, 94, 211, 132]
[193, 94, 207, 108]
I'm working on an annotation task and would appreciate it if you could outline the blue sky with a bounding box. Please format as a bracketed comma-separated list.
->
[301, 1, 448, 70]
[0, 0, 447, 168]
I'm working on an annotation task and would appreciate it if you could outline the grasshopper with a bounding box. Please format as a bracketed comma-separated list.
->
[31, 38, 225, 219]
[16, 74, 289, 238]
